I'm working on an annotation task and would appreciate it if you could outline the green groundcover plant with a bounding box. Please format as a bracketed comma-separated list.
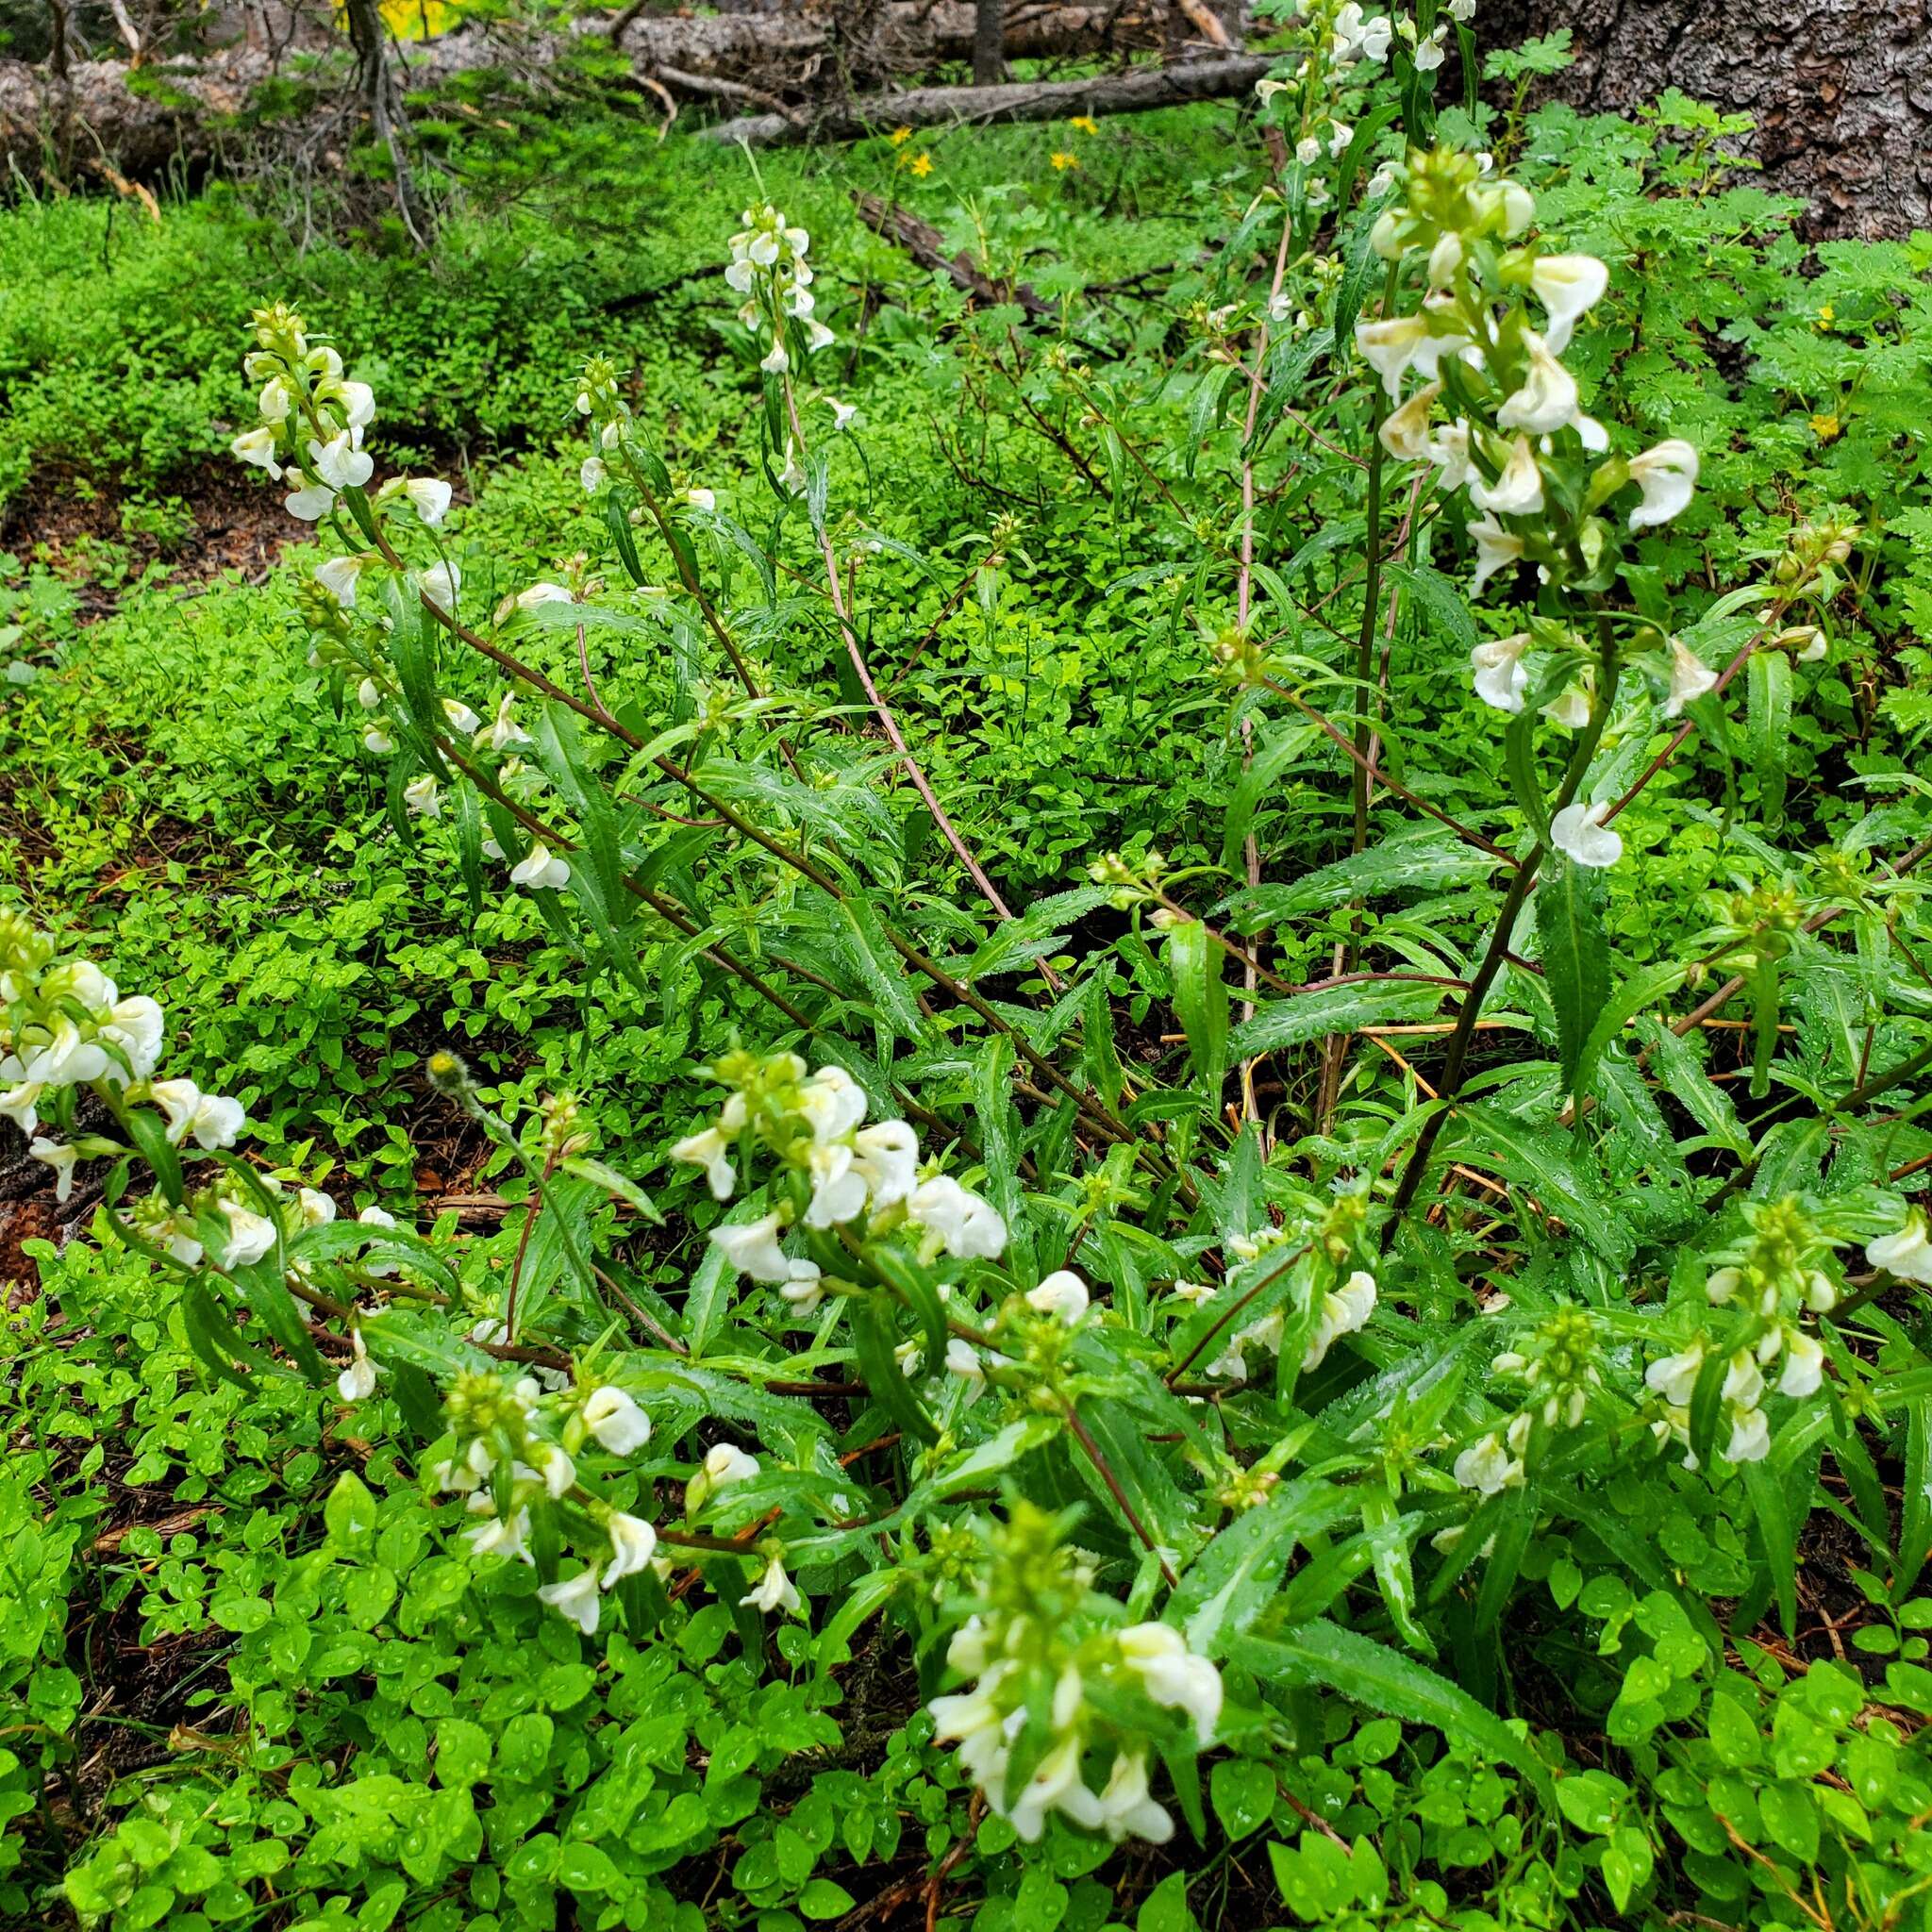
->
[8, 2, 1932, 1927]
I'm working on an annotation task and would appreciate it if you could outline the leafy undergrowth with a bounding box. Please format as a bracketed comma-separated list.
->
[6, 32, 1932, 1932]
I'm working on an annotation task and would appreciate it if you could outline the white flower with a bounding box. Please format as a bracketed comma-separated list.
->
[1448, 0, 1474, 17]
[231, 426, 282, 476]
[163, 1083, 244, 1150]
[1117, 1623, 1222, 1745]
[1777, 1329, 1825, 1400]
[704, 1443, 760, 1489]
[297, 1187, 337, 1229]
[403, 774, 441, 819]
[1413, 32, 1445, 70]
[1542, 683, 1592, 731]
[18, 1020, 108, 1086]
[827, 398, 858, 431]
[389, 478, 447, 527]
[760, 341, 790, 375]
[1645, 1339, 1706, 1408]
[1303, 1270, 1376, 1371]
[466, 1506, 534, 1564]
[798, 1065, 869, 1142]
[1549, 800, 1623, 869]
[1722, 1407, 1771, 1464]
[509, 842, 571, 892]
[1355, 316, 1428, 398]
[362, 721, 395, 755]
[217, 1199, 278, 1269]
[1663, 638, 1718, 717]
[583, 1385, 652, 1455]
[1468, 513, 1524, 593]
[283, 472, 337, 522]
[308, 431, 374, 492]
[778, 1261, 825, 1316]
[538, 1568, 603, 1635]
[711, 1210, 800, 1283]
[907, 1176, 1008, 1260]
[803, 1141, 868, 1229]
[315, 554, 369, 608]
[1530, 254, 1608, 356]
[99, 995, 164, 1078]
[329, 380, 375, 430]
[515, 582, 574, 610]
[1008, 1734, 1105, 1842]
[673, 1124, 736, 1202]
[336, 1328, 378, 1403]
[1868, 1212, 1932, 1285]
[1098, 1751, 1174, 1845]
[418, 563, 461, 612]
[1453, 1432, 1523, 1494]
[600, 1511, 658, 1588]
[852, 1120, 920, 1208]
[741, 1551, 802, 1616]
[356, 1204, 399, 1278]
[1025, 1270, 1091, 1324]
[441, 697, 480, 736]
[683, 485, 717, 512]
[579, 456, 608, 494]
[478, 693, 530, 752]
[28, 1136, 78, 1202]
[0, 1082, 41, 1136]
[1627, 440, 1699, 531]
[257, 376, 291, 422]
[356, 677, 383, 711]
[1496, 333, 1581, 437]
[1470, 437, 1545, 517]
[1470, 634, 1531, 713]
[1429, 419, 1476, 491]
[945, 1337, 986, 1391]
[1295, 137, 1323, 167]
[1379, 382, 1442, 461]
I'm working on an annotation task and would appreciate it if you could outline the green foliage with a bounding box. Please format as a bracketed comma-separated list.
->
[6, 25, 1932, 1932]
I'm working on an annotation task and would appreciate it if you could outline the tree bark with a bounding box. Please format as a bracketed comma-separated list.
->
[703, 53, 1269, 146]
[972, 0, 1004, 85]
[1481, 0, 1932, 239]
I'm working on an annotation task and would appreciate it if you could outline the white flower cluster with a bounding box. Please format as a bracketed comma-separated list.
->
[930, 1607, 1222, 1845]
[1644, 1203, 1847, 1469]
[673, 1050, 1006, 1313]
[127, 1168, 398, 1281]
[0, 912, 247, 1209]
[1182, 1267, 1377, 1383]
[1358, 148, 1698, 608]
[725, 203, 833, 375]
[441, 1371, 664, 1637]
[1452, 1306, 1602, 1495]
[228, 303, 449, 533]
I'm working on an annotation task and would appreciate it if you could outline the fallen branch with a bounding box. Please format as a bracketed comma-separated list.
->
[852, 189, 1058, 321]
[703, 54, 1273, 146]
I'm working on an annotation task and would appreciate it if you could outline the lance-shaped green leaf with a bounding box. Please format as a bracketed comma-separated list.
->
[1166, 920, 1228, 1101]
[1537, 855, 1609, 1097]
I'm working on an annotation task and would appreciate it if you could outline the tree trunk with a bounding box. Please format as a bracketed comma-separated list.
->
[972, 0, 1003, 85]
[1481, 0, 1932, 239]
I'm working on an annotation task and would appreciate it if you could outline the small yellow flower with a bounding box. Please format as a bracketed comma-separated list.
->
[906, 152, 934, 177]
[1050, 151, 1080, 172]
[1809, 412, 1842, 442]
[1069, 114, 1099, 135]
[889, 125, 914, 145]
[1815, 301, 1835, 330]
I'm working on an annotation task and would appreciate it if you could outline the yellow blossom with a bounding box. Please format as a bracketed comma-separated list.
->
[1069, 115, 1099, 135]
[889, 125, 914, 146]
[1815, 302, 1835, 330]
[1809, 412, 1841, 442]
[1050, 152, 1080, 172]
[906, 152, 934, 177]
